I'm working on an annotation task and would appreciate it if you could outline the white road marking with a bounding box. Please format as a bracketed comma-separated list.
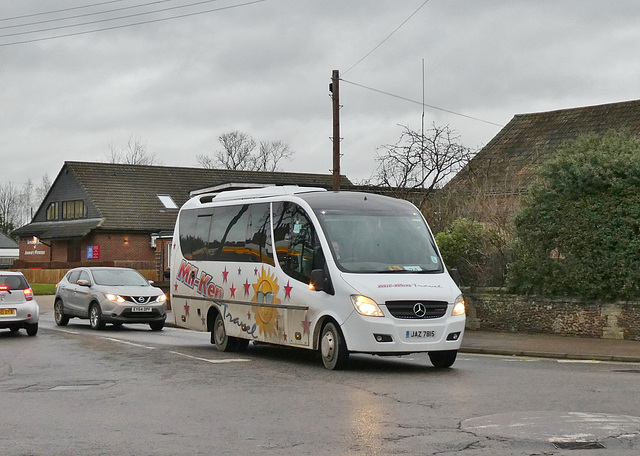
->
[103, 337, 156, 350]
[169, 350, 250, 364]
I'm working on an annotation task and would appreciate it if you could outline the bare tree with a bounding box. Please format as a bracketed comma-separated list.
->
[372, 123, 472, 206]
[107, 136, 158, 165]
[0, 182, 18, 236]
[257, 140, 293, 172]
[197, 130, 294, 172]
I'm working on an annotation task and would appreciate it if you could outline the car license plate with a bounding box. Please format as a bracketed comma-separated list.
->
[0, 308, 16, 316]
[132, 307, 152, 312]
[406, 330, 436, 339]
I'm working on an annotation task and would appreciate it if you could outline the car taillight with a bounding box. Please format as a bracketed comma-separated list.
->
[23, 288, 33, 301]
[0, 285, 8, 292]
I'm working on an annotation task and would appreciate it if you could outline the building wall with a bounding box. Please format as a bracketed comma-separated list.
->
[465, 291, 640, 341]
[15, 232, 156, 272]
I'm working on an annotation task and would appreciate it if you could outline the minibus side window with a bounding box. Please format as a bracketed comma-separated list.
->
[273, 202, 324, 283]
[193, 214, 212, 260]
[246, 203, 274, 266]
[178, 209, 198, 260]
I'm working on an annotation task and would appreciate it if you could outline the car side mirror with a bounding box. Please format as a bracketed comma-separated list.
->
[77, 279, 91, 287]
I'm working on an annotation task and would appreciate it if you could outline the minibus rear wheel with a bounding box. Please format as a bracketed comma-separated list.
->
[213, 313, 238, 352]
[429, 350, 457, 368]
[320, 322, 349, 370]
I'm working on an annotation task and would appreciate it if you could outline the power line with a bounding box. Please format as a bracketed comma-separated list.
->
[0, 0, 236, 38]
[341, 78, 504, 127]
[0, 0, 266, 47]
[0, 0, 126, 22]
[0, 0, 175, 31]
[343, 0, 430, 76]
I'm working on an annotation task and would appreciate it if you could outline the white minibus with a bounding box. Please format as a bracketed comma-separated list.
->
[169, 185, 465, 369]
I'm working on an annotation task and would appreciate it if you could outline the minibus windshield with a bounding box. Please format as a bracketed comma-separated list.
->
[316, 211, 444, 274]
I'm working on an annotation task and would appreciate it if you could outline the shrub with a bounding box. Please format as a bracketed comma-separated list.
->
[507, 131, 640, 300]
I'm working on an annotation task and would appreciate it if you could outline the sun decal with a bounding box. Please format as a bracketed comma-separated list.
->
[251, 267, 281, 338]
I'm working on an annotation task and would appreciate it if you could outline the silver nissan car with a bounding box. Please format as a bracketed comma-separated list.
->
[54, 267, 167, 330]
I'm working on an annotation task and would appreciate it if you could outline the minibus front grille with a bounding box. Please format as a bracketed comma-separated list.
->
[384, 300, 448, 319]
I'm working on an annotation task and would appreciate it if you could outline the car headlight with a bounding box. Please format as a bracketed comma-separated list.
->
[156, 294, 167, 303]
[452, 294, 466, 316]
[104, 293, 126, 303]
[351, 295, 384, 317]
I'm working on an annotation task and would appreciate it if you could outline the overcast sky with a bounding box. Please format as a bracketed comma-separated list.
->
[3, 0, 640, 187]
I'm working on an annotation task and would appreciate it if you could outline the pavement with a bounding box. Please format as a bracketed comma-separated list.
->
[34, 295, 640, 363]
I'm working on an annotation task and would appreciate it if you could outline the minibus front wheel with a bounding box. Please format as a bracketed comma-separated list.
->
[213, 313, 238, 352]
[429, 350, 457, 368]
[320, 321, 349, 370]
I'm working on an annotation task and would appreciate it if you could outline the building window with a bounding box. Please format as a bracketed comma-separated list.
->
[62, 200, 87, 220]
[46, 202, 59, 220]
[157, 195, 178, 210]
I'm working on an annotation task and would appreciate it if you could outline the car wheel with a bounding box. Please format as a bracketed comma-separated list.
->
[54, 299, 69, 326]
[26, 323, 38, 336]
[212, 313, 238, 352]
[149, 320, 165, 331]
[428, 350, 457, 368]
[320, 321, 349, 370]
[89, 303, 105, 330]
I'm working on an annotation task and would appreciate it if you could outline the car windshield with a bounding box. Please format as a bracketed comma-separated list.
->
[0, 274, 28, 290]
[316, 211, 444, 274]
[91, 269, 149, 287]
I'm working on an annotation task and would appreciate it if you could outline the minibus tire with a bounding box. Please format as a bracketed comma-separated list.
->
[428, 350, 457, 368]
[213, 313, 238, 352]
[320, 322, 349, 370]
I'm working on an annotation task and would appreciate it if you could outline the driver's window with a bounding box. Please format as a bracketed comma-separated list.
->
[78, 270, 90, 284]
[273, 202, 325, 283]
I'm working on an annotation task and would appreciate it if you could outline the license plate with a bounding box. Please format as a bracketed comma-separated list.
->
[131, 307, 152, 312]
[406, 330, 436, 339]
[0, 308, 16, 316]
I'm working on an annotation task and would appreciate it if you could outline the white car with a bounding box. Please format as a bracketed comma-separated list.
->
[0, 271, 39, 336]
[55, 267, 167, 330]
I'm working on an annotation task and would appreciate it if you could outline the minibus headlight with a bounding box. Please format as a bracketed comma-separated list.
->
[452, 294, 466, 316]
[351, 295, 384, 317]
[105, 293, 126, 303]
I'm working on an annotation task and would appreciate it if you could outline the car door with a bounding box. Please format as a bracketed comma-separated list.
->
[74, 269, 94, 317]
[58, 270, 82, 316]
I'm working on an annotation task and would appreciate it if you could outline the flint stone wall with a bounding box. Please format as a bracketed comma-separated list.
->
[464, 290, 640, 340]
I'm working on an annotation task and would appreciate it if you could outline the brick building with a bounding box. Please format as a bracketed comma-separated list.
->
[12, 161, 352, 281]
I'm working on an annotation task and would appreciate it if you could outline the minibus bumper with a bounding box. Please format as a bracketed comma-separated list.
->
[341, 314, 466, 354]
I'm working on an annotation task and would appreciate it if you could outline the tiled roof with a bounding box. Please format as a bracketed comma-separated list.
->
[0, 232, 18, 249]
[12, 218, 104, 239]
[25, 161, 352, 235]
[448, 99, 640, 194]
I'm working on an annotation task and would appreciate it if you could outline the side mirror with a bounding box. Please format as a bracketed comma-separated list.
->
[448, 268, 462, 287]
[77, 279, 91, 287]
[309, 269, 325, 292]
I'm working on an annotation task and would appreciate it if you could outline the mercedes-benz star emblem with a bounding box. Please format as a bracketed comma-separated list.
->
[413, 302, 427, 318]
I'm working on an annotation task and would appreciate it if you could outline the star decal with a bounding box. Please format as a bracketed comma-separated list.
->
[174, 282, 178, 291]
[302, 316, 311, 335]
[284, 281, 293, 299]
[283, 332, 287, 341]
[222, 267, 229, 283]
[201, 316, 206, 326]
[254, 267, 259, 275]
[184, 303, 190, 316]
[237, 267, 242, 275]
[243, 279, 251, 296]
[247, 310, 252, 320]
[230, 284, 236, 298]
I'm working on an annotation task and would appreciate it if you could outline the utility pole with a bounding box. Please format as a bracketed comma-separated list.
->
[330, 69, 340, 191]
